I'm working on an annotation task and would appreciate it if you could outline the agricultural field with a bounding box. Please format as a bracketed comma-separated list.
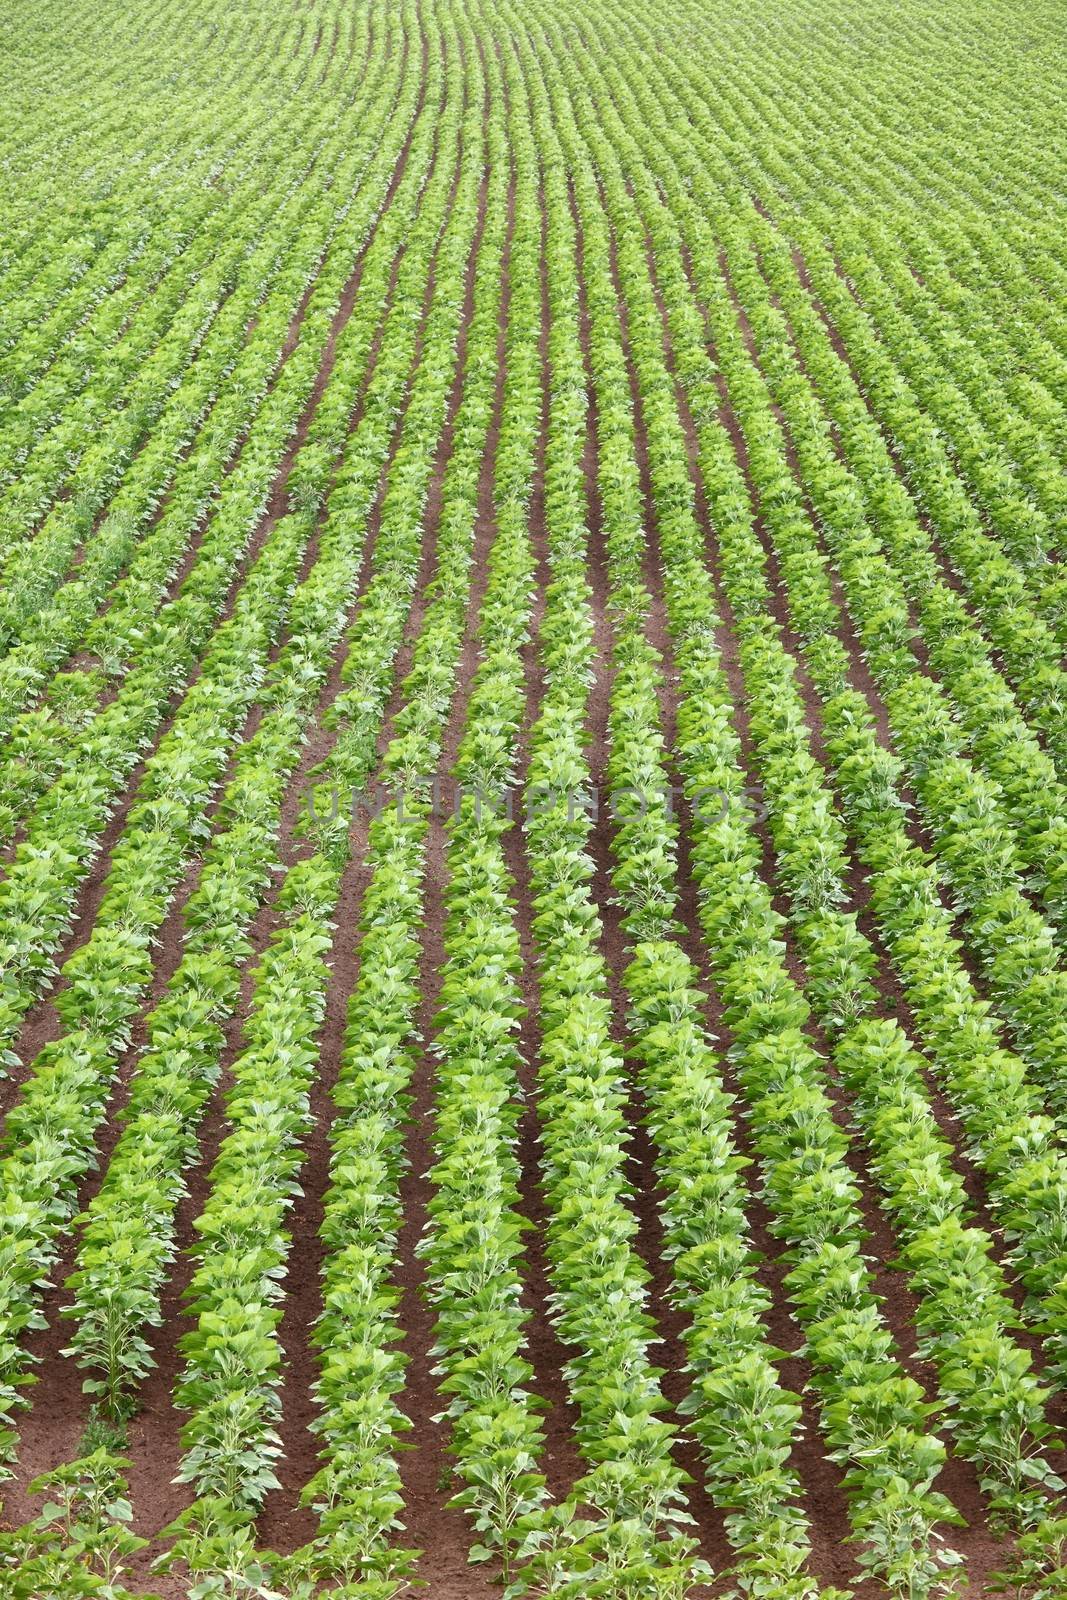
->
[0, 0, 1064, 1594]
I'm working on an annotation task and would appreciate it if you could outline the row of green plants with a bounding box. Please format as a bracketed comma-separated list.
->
[0, 20, 409, 843]
[0, 0, 413, 746]
[567, 21, 1067, 1583]
[0, 1, 455, 1474]
[544, 23, 968, 1590]
[527, 35, 820, 1593]
[0, 0, 282, 269]
[0, 21, 380, 656]
[285, 38, 511, 1591]
[729, 34, 1067, 470]
[887, 208, 1067, 451]
[633, 0, 1067, 779]
[583, 0, 1067, 1116]
[664, 0, 1066, 336]
[0, 2, 434, 1064]
[743, 218, 1067, 944]
[847, 214, 1067, 545]
[163, 23, 487, 1585]
[501, 30, 706, 1595]
[719, 224, 1067, 1094]
[0, 50, 326, 584]
[0, 2, 460, 1583]
[0, 0, 303, 425]
[415, 31, 550, 1590]
[1, 2, 1063, 1594]
[59, 10, 463, 1433]
[599, 0, 1067, 897]
[604, 21, 1067, 1126]
[821, 218, 1064, 605]
[690, 0, 1067, 575]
